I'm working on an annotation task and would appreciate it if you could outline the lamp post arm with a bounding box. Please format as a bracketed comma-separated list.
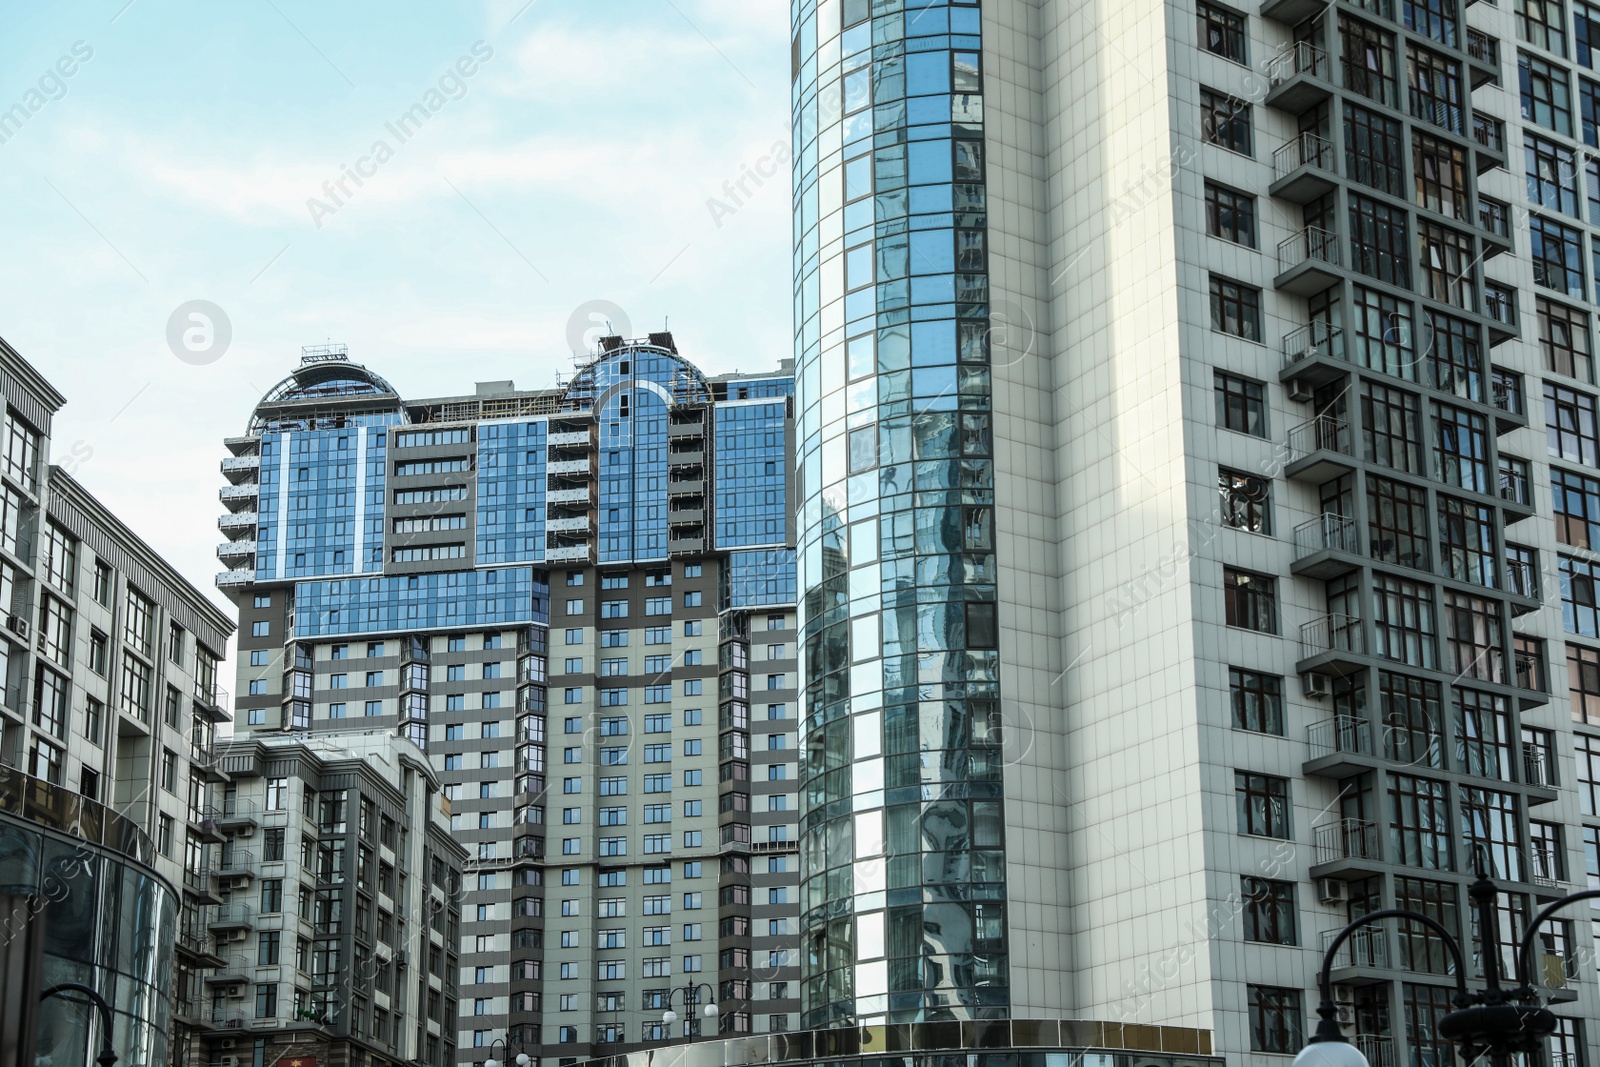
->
[1317, 909, 1472, 1008]
[1514, 888, 1600, 994]
[40, 982, 119, 1067]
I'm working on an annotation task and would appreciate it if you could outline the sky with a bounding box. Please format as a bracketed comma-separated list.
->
[0, 0, 793, 667]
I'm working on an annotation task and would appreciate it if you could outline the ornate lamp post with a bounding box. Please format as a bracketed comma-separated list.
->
[482, 1037, 530, 1067]
[660, 982, 719, 1041]
[1294, 862, 1600, 1067]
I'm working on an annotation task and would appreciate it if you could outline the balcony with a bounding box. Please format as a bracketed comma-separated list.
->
[1321, 925, 1390, 975]
[216, 798, 260, 830]
[218, 484, 259, 508]
[209, 1008, 249, 1031]
[203, 953, 252, 985]
[547, 459, 591, 477]
[1260, 0, 1328, 25]
[1529, 847, 1567, 892]
[1265, 42, 1333, 113]
[668, 475, 705, 495]
[1503, 559, 1540, 617]
[216, 848, 256, 879]
[547, 543, 592, 563]
[220, 455, 261, 483]
[1305, 715, 1374, 779]
[546, 487, 593, 506]
[216, 569, 254, 588]
[669, 533, 707, 556]
[1489, 367, 1526, 432]
[668, 506, 706, 525]
[1279, 321, 1347, 387]
[546, 516, 589, 534]
[1355, 1036, 1396, 1067]
[1284, 414, 1355, 483]
[1274, 225, 1342, 295]
[217, 511, 258, 534]
[1476, 196, 1513, 259]
[1298, 612, 1365, 675]
[217, 541, 258, 563]
[1523, 743, 1558, 794]
[1312, 818, 1382, 876]
[669, 445, 706, 468]
[1270, 132, 1337, 203]
[1472, 114, 1507, 172]
[1466, 28, 1500, 86]
[1482, 283, 1518, 345]
[208, 903, 254, 931]
[1498, 458, 1535, 521]
[1291, 513, 1361, 579]
[548, 430, 592, 450]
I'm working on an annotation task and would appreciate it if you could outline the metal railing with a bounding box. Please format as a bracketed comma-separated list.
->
[209, 902, 255, 927]
[1307, 715, 1372, 759]
[1314, 818, 1379, 863]
[1293, 513, 1361, 559]
[1286, 414, 1352, 463]
[1529, 846, 1565, 888]
[216, 849, 256, 876]
[219, 797, 259, 820]
[1498, 463, 1531, 506]
[1467, 27, 1499, 66]
[1300, 613, 1364, 659]
[1266, 41, 1329, 87]
[1504, 558, 1536, 598]
[1473, 113, 1505, 152]
[1490, 368, 1523, 415]
[1483, 284, 1516, 326]
[1356, 1036, 1396, 1067]
[1277, 225, 1341, 273]
[1478, 197, 1511, 239]
[1321, 924, 1390, 968]
[1524, 743, 1555, 787]
[1273, 131, 1335, 181]
[1281, 321, 1345, 368]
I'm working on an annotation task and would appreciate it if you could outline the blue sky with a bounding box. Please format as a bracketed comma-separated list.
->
[0, 0, 791, 646]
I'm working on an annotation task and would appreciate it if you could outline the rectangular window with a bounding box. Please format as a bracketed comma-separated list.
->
[1372, 573, 1438, 668]
[1205, 182, 1257, 247]
[1350, 193, 1411, 287]
[1444, 592, 1504, 682]
[1351, 285, 1415, 378]
[1416, 223, 1476, 310]
[1346, 104, 1405, 196]
[1407, 42, 1463, 132]
[1224, 568, 1277, 633]
[1531, 214, 1586, 297]
[1248, 986, 1303, 1052]
[1208, 275, 1263, 341]
[1518, 0, 1569, 52]
[1341, 15, 1399, 106]
[1380, 671, 1446, 768]
[1235, 772, 1291, 837]
[1219, 469, 1271, 533]
[1389, 773, 1453, 869]
[1434, 402, 1489, 492]
[1229, 668, 1284, 734]
[1527, 133, 1581, 216]
[1368, 475, 1430, 570]
[1197, 0, 1247, 62]
[1561, 554, 1600, 636]
[1538, 297, 1594, 381]
[1437, 495, 1496, 587]
[1242, 878, 1297, 944]
[1200, 87, 1252, 154]
[1522, 52, 1574, 135]
[1546, 383, 1600, 464]
[1214, 371, 1267, 436]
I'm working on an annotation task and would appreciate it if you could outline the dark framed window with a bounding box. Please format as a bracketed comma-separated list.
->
[1197, 0, 1248, 62]
[1445, 591, 1505, 682]
[1527, 134, 1581, 216]
[1546, 383, 1599, 464]
[1200, 87, 1252, 153]
[1351, 285, 1415, 378]
[1438, 495, 1497, 587]
[1208, 275, 1263, 340]
[1567, 642, 1600, 723]
[1341, 15, 1399, 105]
[1361, 382, 1424, 473]
[1531, 214, 1587, 297]
[1405, 0, 1459, 44]
[1235, 772, 1291, 837]
[1516, 0, 1569, 54]
[1425, 312, 1482, 398]
[1579, 0, 1600, 66]
[1394, 878, 1460, 974]
[1522, 52, 1574, 136]
[1205, 182, 1257, 246]
[1538, 297, 1595, 381]
[1555, 467, 1600, 548]
[1373, 572, 1438, 668]
[1434, 402, 1490, 492]
[1219, 468, 1271, 532]
[1350, 194, 1411, 286]
[1456, 688, 1514, 780]
[1248, 985, 1304, 1052]
[1229, 667, 1283, 733]
[1368, 475, 1430, 570]
[1583, 76, 1600, 146]
[1414, 132, 1468, 218]
[1417, 224, 1476, 310]
[1403, 983, 1457, 1067]
[1346, 104, 1405, 196]
[1214, 371, 1267, 435]
[1242, 878, 1297, 944]
[1560, 553, 1600, 636]
[1224, 568, 1278, 633]
[1408, 43, 1463, 132]
[1380, 670, 1446, 768]
[1460, 785, 1523, 878]
[1389, 773, 1453, 869]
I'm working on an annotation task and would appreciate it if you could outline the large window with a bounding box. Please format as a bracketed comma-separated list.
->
[1205, 183, 1257, 247]
[1390, 773, 1453, 869]
[1460, 786, 1523, 879]
[1248, 986, 1304, 1053]
[1342, 16, 1399, 105]
[1537, 298, 1594, 381]
[1362, 382, 1424, 473]
[1368, 475, 1431, 569]
[1568, 643, 1600, 723]
[1554, 467, 1600, 548]
[1425, 312, 1482, 398]
[1373, 573, 1438, 668]
[1224, 568, 1278, 633]
[1417, 224, 1476, 310]
[1406, 0, 1458, 44]
[1576, 733, 1599, 815]
[1414, 133, 1468, 218]
[1209, 275, 1263, 340]
[1527, 134, 1580, 216]
[1547, 383, 1600, 464]
[1516, 0, 1569, 53]
[1242, 878, 1297, 944]
[1197, 0, 1248, 62]
[1395, 877, 1460, 974]
[1235, 772, 1291, 838]
[1347, 104, 1406, 195]
[1531, 214, 1587, 297]
[1200, 87, 1253, 154]
[1230, 667, 1284, 733]
[1408, 43, 1463, 132]
[1350, 194, 1411, 286]
[1437, 496, 1495, 586]
[1560, 553, 1600, 636]
[1381, 671, 1446, 768]
[1215, 371, 1267, 435]
[1403, 984, 1457, 1067]
[1219, 469, 1271, 532]
[1434, 403, 1489, 492]
[1522, 52, 1575, 135]
[1456, 689, 1514, 780]
[1352, 286, 1416, 378]
[1445, 592, 1504, 682]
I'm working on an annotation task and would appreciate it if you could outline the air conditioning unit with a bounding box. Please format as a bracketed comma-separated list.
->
[235, 825, 255, 838]
[6, 614, 27, 638]
[394, 950, 408, 968]
[217, 1040, 237, 1051]
[229, 929, 250, 943]
[1302, 672, 1331, 700]
[221, 1056, 240, 1067]
[227, 984, 245, 998]
[1317, 877, 1349, 905]
[232, 877, 252, 890]
[1288, 378, 1314, 403]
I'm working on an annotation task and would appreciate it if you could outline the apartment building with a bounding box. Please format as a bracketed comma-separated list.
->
[216, 337, 801, 1065]
[786, 0, 1598, 1065]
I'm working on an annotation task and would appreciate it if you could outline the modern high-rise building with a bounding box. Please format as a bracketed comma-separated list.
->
[787, 1, 1599, 1066]
[0, 338, 236, 1067]
[215, 337, 802, 1065]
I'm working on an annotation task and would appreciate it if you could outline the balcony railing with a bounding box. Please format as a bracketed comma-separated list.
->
[1321, 925, 1390, 968]
[1314, 818, 1379, 863]
[1307, 715, 1372, 759]
[1266, 41, 1329, 87]
[1491, 367, 1524, 415]
[1484, 284, 1516, 327]
[1286, 415, 1352, 464]
[1300, 612, 1364, 659]
[209, 902, 254, 927]
[1293, 513, 1361, 560]
[0, 765, 154, 863]
[1515, 643, 1547, 693]
[1478, 197, 1511, 239]
[1473, 113, 1505, 152]
[1354, 1037, 1395, 1067]
[1504, 559, 1537, 599]
[1529, 846, 1565, 888]
[1273, 131, 1335, 181]
[1277, 225, 1341, 273]
[1467, 28, 1499, 66]
[1498, 461, 1531, 506]
[216, 849, 256, 876]
[1281, 321, 1345, 369]
[1524, 743, 1555, 787]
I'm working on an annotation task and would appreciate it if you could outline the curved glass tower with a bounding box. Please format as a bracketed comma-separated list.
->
[791, 0, 1009, 1027]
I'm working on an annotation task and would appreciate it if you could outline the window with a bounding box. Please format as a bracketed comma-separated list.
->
[1547, 384, 1599, 464]
[1373, 573, 1438, 668]
[1214, 372, 1267, 436]
[1434, 403, 1489, 492]
[1577, 734, 1600, 815]
[1229, 668, 1283, 734]
[1407, 43, 1463, 133]
[1248, 986, 1304, 1053]
[1350, 194, 1411, 286]
[1342, 15, 1399, 105]
[1352, 286, 1416, 379]
[1416, 223, 1476, 309]
[1571, 553, 1600, 637]
[1208, 275, 1262, 341]
[1528, 134, 1580, 216]
[1205, 183, 1256, 247]
[1437, 496, 1496, 587]
[1368, 475, 1430, 569]
[1518, 0, 1568, 52]
[1197, 0, 1247, 62]
[1223, 568, 1277, 633]
[1531, 214, 1586, 297]
[1444, 592, 1504, 682]
[1522, 52, 1574, 135]
[1200, 87, 1252, 153]
[1346, 104, 1405, 195]
[1390, 773, 1453, 868]
[1539, 298, 1594, 381]
[1414, 134, 1468, 219]
[1242, 878, 1296, 944]
[1235, 772, 1290, 837]
[1218, 469, 1270, 533]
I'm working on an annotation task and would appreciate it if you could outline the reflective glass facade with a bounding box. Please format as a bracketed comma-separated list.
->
[791, 0, 1008, 1028]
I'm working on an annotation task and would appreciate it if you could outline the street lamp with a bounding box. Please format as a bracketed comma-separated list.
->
[1295, 859, 1600, 1067]
[39, 982, 118, 1067]
[660, 982, 719, 1039]
[481, 1037, 530, 1067]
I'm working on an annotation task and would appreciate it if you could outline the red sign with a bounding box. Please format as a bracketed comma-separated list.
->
[284, 1058, 318, 1067]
